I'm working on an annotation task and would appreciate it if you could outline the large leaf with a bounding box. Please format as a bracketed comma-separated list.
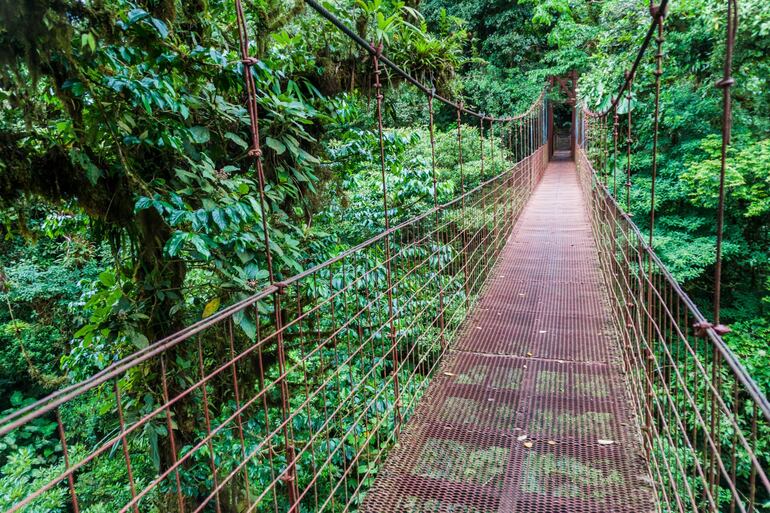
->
[189, 126, 211, 144]
[202, 298, 220, 318]
[265, 136, 286, 155]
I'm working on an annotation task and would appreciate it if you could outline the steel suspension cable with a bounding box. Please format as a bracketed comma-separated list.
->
[598, 0, 670, 117]
[235, 0, 275, 284]
[713, 0, 738, 330]
[646, 6, 666, 461]
[625, 71, 634, 214]
[456, 105, 470, 307]
[479, 116, 485, 181]
[613, 108, 619, 198]
[649, 6, 665, 250]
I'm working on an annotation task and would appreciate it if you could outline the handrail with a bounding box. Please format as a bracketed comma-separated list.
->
[586, 155, 770, 421]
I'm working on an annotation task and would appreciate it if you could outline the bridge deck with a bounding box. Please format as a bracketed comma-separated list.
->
[363, 159, 656, 512]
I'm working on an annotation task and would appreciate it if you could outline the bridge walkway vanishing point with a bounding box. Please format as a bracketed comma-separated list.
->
[362, 157, 656, 513]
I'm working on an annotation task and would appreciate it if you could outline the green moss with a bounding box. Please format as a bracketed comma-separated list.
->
[529, 410, 613, 437]
[535, 370, 610, 398]
[491, 368, 523, 390]
[455, 364, 488, 385]
[455, 365, 522, 390]
[520, 452, 624, 500]
[412, 439, 509, 489]
[439, 397, 514, 429]
[396, 496, 485, 513]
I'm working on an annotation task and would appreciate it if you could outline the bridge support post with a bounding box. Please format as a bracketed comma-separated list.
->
[456, 106, 471, 310]
[371, 44, 402, 433]
[274, 285, 300, 512]
[427, 91, 446, 350]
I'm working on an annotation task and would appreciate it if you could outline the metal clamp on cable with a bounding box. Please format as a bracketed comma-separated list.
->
[715, 77, 735, 89]
[694, 320, 731, 337]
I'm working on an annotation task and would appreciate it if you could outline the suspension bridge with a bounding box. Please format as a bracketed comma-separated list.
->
[1, 0, 768, 512]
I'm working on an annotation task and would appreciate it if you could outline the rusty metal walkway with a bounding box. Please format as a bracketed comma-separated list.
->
[363, 159, 656, 513]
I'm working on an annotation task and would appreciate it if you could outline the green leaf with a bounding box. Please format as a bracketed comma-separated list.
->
[127, 8, 149, 23]
[165, 231, 187, 257]
[189, 126, 211, 144]
[265, 137, 286, 155]
[233, 309, 256, 340]
[150, 18, 169, 39]
[202, 298, 220, 318]
[225, 132, 249, 149]
[134, 196, 154, 212]
[98, 270, 116, 287]
[10, 391, 23, 407]
[189, 235, 211, 258]
[130, 332, 149, 349]
[212, 209, 227, 230]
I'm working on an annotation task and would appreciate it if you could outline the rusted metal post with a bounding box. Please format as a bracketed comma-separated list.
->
[372, 44, 401, 430]
[457, 105, 471, 309]
[713, 0, 737, 331]
[274, 285, 300, 512]
[55, 409, 81, 513]
[427, 91, 446, 348]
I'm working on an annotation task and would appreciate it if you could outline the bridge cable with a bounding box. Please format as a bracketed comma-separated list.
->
[427, 89, 447, 348]
[624, 70, 633, 215]
[456, 105, 471, 307]
[646, 5, 666, 469]
[370, 44, 402, 431]
[234, 0, 274, 285]
[598, 0, 670, 117]
[712, 0, 738, 331]
[234, 1, 301, 508]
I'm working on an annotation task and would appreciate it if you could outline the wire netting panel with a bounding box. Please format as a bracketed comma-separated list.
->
[576, 139, 770, 513]
[0, 138, 548, 512]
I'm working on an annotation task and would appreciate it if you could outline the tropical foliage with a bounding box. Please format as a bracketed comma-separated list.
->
[0, 0, 768, 511]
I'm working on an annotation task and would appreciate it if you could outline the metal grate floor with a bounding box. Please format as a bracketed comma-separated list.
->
[362, 160, 656, 513]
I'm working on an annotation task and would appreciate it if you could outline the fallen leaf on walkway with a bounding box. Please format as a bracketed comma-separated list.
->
[523, 441, 534, 448]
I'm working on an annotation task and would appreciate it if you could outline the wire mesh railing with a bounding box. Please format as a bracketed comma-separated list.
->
[576, 140, 770, 513]
[0, 89, 548, 513]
